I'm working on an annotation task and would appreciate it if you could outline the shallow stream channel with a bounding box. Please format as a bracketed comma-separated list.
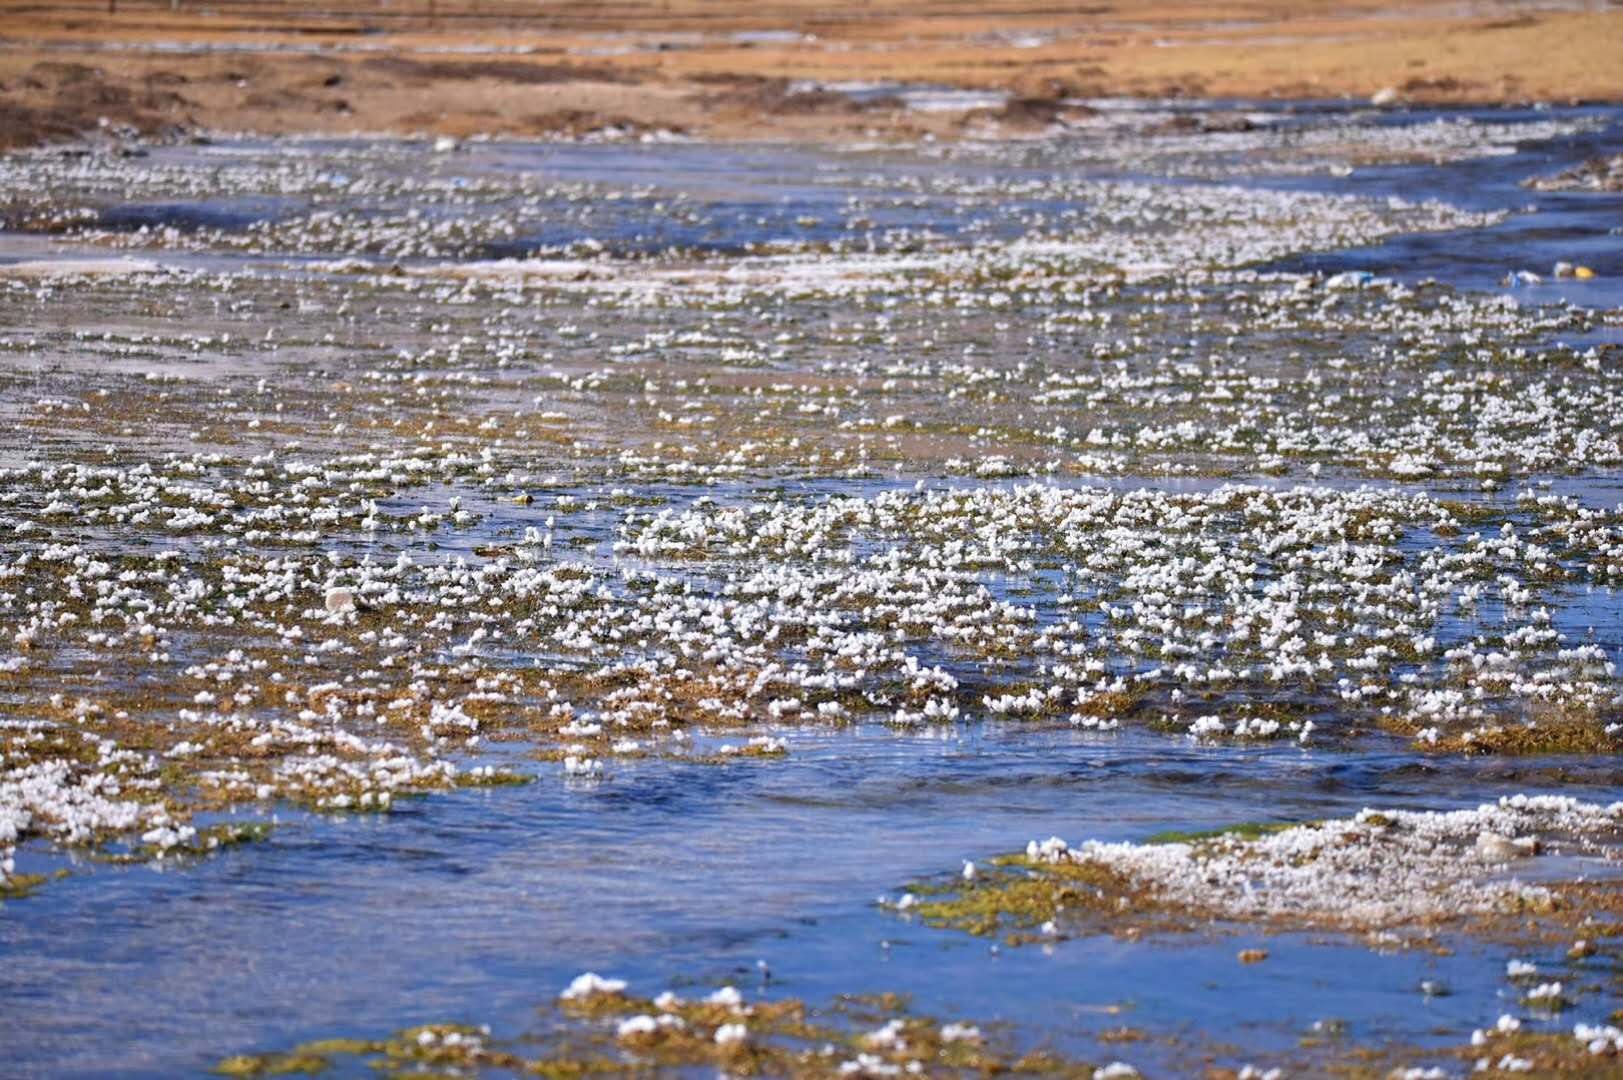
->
[1, 101, 1621, 1077]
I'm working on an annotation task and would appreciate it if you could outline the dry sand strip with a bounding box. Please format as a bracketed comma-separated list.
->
[1, 0, 1620, 149]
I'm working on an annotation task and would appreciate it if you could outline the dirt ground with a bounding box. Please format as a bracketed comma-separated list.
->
[1, 0, 1620, 148]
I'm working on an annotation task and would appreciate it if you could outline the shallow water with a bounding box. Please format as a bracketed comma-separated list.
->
[1, 104, 1621, 1077]
[6, 729, 1609, 1076]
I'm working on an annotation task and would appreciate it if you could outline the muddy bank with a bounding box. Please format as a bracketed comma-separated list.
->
[1, 0, 1620, 149]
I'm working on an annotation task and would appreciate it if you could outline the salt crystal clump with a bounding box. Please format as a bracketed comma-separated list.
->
[1389, 455, 1434, 477]
[839, 1052, 903, 1076]
[559, 972, 627, 1001]
[1574, 1022, 1623, 1055]
[1094, 1063, 1140, 1079]
[705, 986, 744, 1009]
[863, 1019, 907, 1049]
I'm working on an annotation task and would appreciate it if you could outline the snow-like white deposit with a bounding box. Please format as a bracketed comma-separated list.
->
[1026, 795, 1622, 928]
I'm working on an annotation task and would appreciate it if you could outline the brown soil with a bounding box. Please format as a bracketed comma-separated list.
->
[0, 0, 1619, 149]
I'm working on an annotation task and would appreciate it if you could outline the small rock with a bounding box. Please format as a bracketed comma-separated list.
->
[1475, 830, 1534, 861]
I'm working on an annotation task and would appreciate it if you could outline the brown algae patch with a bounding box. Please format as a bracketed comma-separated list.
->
[1380, 714, 1623, 757]
[1450, 1024, 1623, 1078]
[208, 976, 1623, 1079]
[215, 977, 1102, 1079]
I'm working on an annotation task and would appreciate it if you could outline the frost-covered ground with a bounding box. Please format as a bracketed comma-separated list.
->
[1, 105, 1620, 1077]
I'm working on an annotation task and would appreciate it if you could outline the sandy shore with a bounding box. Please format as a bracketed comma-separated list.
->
[1, 0, 1620, 148]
